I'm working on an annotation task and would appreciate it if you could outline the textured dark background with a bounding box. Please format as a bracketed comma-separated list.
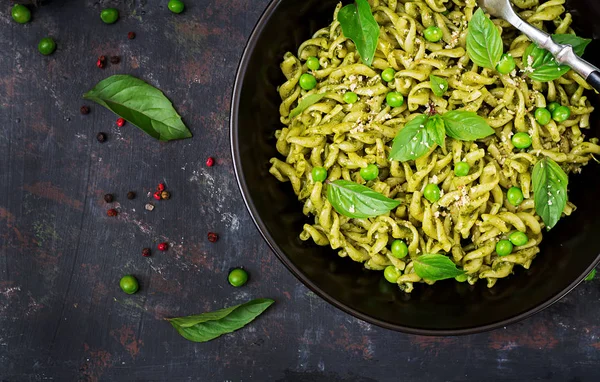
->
[1, 1, 600, 381]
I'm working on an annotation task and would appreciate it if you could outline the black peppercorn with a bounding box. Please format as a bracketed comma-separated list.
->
[80, 105, 90, 115]
[104, 194, 114, 203]
[127, 191, 136, 200]
[128, 32, 136, 39]
[96, 132, 107, 143]
[110, 56, 120, 64]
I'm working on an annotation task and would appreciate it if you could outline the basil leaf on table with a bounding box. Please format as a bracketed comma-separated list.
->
[337, 0, 380, 66]
[585, 269, 597, 282]
[425, 114, 445, 147]
[466, 8, 503, 69]
[289, 93, 328, 118]
[83, 74, 192, 141]
[442, 110, 495, 141]
[326, 180, 400, 218]
[167, 298, 274, 343]
[429, 74, 449, 97]
[532, 157, 569, 230]
[524, 34, 591, 82]
[413, 254, 466, 281]
[389, 114, 434, 161]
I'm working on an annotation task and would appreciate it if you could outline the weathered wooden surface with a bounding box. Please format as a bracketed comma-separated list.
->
[1, 1, 600, 381]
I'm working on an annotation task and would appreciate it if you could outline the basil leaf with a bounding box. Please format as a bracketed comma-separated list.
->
[83, 74, 192, 141]
[290, 93, 327, 118]
[466, 8, 503, 69]
[585, 269, 597, 282]
[524, 34, 591, 82]
[429, 74, 448, 97]
[337, 0, 380, 66]
[442, 110, 494, 141]
[413, 254, 465, 281]
[167, 298, 274, 343]
[532, 157, 569, 230]
[389, 115, 434, 161]
[425, 114, 445, 147]
[326, 180, 400, 218]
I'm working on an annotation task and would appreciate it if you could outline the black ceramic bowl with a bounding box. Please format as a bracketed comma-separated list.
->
[231, 0, 600, 335]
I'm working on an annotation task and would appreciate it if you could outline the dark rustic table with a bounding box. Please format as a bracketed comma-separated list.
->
[1, 1, 600, 381]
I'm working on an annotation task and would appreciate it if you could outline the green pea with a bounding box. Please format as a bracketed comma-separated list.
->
[228, 268, 248, 287]
[509, 231, 528, 247]
[548, 102, 561, 113]
[511, 132, 532, 149]
[496, 239, 513, 256]
[299, 73, 317, 90]
[360, 164, 379, 181]
[534, 108, 552, 126]
[495, 54, 516, 75]
[38, 37, 56, 56]
[384, 266, 400, 283]
[386, 91, 404, 108]
[423, 26, 443, 42]
[306, 56, 320, 71]
[100, 8, 119, 24]
[119, 275, 139, 294]
[168, 0, 185, 13]
[455, 274, 468, 282]
[391, 240, 408, 259]
[423, 183, 441, 203]
[552, 105, 571, 122]
[507, 186, 524, 206]
[454, 161, 470, 177]
[381, 68, 395, 82]
[312, 166, 327, 182]
[11, 4, 31, 24]
[343, 91, 358, 104]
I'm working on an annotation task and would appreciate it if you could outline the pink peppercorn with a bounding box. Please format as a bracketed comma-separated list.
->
[158, 242, 168, 251]
[206, 157, 214, 167]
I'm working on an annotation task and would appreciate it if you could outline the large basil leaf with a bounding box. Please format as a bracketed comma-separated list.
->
[466, 8, 503, 69]
[167, 298, 274, 343]
[425, 114, 445, 147]
[83, 75, 192, 141]
[429, 74, 449, 97]
[532, 157, 569, 230]
[524, 34, 591, 82]
[413, 254, 466, 281]
[442, 110, 494, 141]
[290, 93, 328, 118]
[327, 180, 400, 218]
[389, 115, 434, 161]
[337, 0, 380, 66]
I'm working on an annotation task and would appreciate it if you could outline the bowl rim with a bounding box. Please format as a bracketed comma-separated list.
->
[229, 0, 600, 336]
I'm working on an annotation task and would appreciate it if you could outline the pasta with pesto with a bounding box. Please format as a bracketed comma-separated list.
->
[269, 0, 599, 292]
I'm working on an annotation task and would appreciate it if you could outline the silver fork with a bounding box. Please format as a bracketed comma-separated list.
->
[478, 0, 600, 91]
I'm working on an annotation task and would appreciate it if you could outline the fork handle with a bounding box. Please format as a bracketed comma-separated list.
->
[586, 71, 600, 93]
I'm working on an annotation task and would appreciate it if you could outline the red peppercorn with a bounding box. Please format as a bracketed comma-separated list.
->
[157, 183, 165, 192]
[128, 32, 136, 40]
[97, 55, 106, 69]
[107, 208, 118, 217]
[207, 232, 218, 243]
[116, 118, 125, 127]
[142, 248, 151, 257]
[80, 106, 90, 115]
[158, 242, 168, 251]
[153, 191, 162, 200]
[206, 157, 215, 167]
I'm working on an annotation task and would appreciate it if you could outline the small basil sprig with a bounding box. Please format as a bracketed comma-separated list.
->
[523, 34, 591, 82]
[290, 93, 327, 118]
[585, 269, 597, 281]
[327, 180, 400, 218]
[429, 75, 448, 97]
[413, 254, 466, 281]
[466, 8, 503, 69]
[167, 298, 274, 343]
[532, 157, 568, 230]
[337, 0, 380, 66]
[84, 75, 192, 141]
[389, 110, 494, 162]
[442, 110, 495, 141]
